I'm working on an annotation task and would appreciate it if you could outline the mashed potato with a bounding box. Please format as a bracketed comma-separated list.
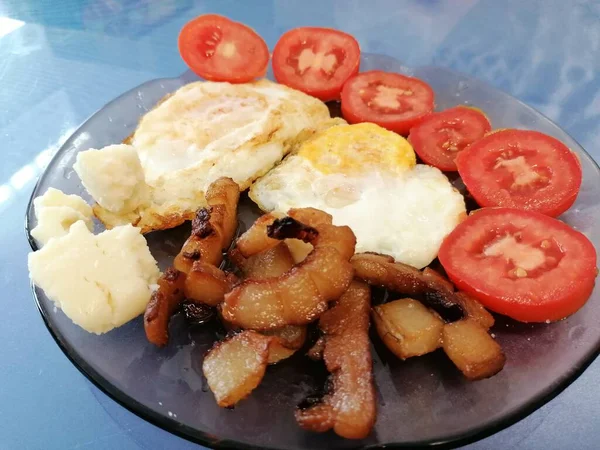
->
[73, 144, 149, 215]
[30, 188, 94, 245]
[28, 221, 160, 334]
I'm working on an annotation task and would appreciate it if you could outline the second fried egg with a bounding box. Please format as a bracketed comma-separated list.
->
[250, 123, 466, 269]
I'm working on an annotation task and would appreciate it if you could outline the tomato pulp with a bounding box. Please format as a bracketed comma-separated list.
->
[178, 14, 269, 83]
[341, 71, 434, 136]
[272, 27, 360, 101]
[456, 129, 582, 217]
[408, 106, 491, 171]
[439, 207, 597, 322]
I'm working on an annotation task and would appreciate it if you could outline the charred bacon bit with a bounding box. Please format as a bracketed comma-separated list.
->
[267, 217, 319, 242]
[192, 207, 215, 238]
[181, 301, 214, 326]
[295, 280, 376, 440]
[144, 268, 186, 347]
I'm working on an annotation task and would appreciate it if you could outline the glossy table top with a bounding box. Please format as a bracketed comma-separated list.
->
[3, 1, 600, 449]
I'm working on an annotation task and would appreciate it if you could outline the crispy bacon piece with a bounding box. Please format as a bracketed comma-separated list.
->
[202, 330, 272, 407]
[442, 319, 506, 380]
[145, 178, 240, 346]
[295, 280, 376, 440]
[184, 261, 238, 306]
[352, 253, 494, 328]
[221, 209, 356, 330]
[229, 241, 295, 280]
[422, 268, 494, 330]
[234, 212, 281, 258]
[352, 252, 504, 378]
[174, 177, 240, 274]
[144, 268, 186, 347]
[230, 240, 307, 363]
[372, 298, 444, 359]
[234, 208, 329, 260]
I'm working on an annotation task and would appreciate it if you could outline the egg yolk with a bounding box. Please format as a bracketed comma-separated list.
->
[297, 123, 416, 175]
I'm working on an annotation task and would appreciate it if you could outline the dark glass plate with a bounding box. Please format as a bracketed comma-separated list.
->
[25, 53, 600, 449]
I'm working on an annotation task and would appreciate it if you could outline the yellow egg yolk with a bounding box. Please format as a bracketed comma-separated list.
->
[297, 123, 416, 175]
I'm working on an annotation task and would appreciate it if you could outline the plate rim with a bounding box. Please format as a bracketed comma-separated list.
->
[25, 54, 600, 450]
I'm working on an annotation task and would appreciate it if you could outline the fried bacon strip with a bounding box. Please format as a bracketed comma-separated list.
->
[295, 280, 376, 440]
[234, 212, 281, 258]
[184, 261, 238, 306]
[230, 241, 307, 363]
[372, 298, 444, 359]
[442, 319, 506, 380]
[221, 208, 356, 330]
[229, 241, 295, 280]
[144, 178, 240, 346]
[203, 330, 272, 407]
[351, 253, 494, 329]
[144, 268, 186, 347]
[174, 177, 240, 274]
[234, 208, 318, 265]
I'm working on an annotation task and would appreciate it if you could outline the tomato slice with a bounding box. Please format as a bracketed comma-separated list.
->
[456, 129, 582, 217]
[341, 71, 435, 136]
[439, 208, 597, 322]
[408, 106, 491, 171]
[272, 27, 360, 101]
[178, 14, 269, 83]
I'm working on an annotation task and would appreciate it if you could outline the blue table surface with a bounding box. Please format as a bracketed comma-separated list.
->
[3, 0, 600, 449]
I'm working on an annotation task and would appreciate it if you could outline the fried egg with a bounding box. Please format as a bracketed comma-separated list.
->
[250, 123, 466, 269]
[78, 79, 334, 232]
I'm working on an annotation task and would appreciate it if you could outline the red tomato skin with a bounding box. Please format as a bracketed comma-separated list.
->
[341, 71, 435, 136]
[178, 14, 269, 84]
[408, 106, 491, 171]
[456, 129, 582, 217]
[438, 207, 597, 323]
[272, 27, 360, 101]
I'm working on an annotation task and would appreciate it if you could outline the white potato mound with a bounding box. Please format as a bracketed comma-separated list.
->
[73, 144, 149, 215]
[28, 221, 160, 334]
[251, 160, 466, 270]
[78, 79, 333, 233]
[30, 188, 94, 245]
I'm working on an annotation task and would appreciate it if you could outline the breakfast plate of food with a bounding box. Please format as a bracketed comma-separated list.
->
[26, 14, 600, 449]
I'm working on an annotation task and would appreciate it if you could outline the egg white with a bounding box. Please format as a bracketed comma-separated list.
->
[250, 156, 466, 269]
